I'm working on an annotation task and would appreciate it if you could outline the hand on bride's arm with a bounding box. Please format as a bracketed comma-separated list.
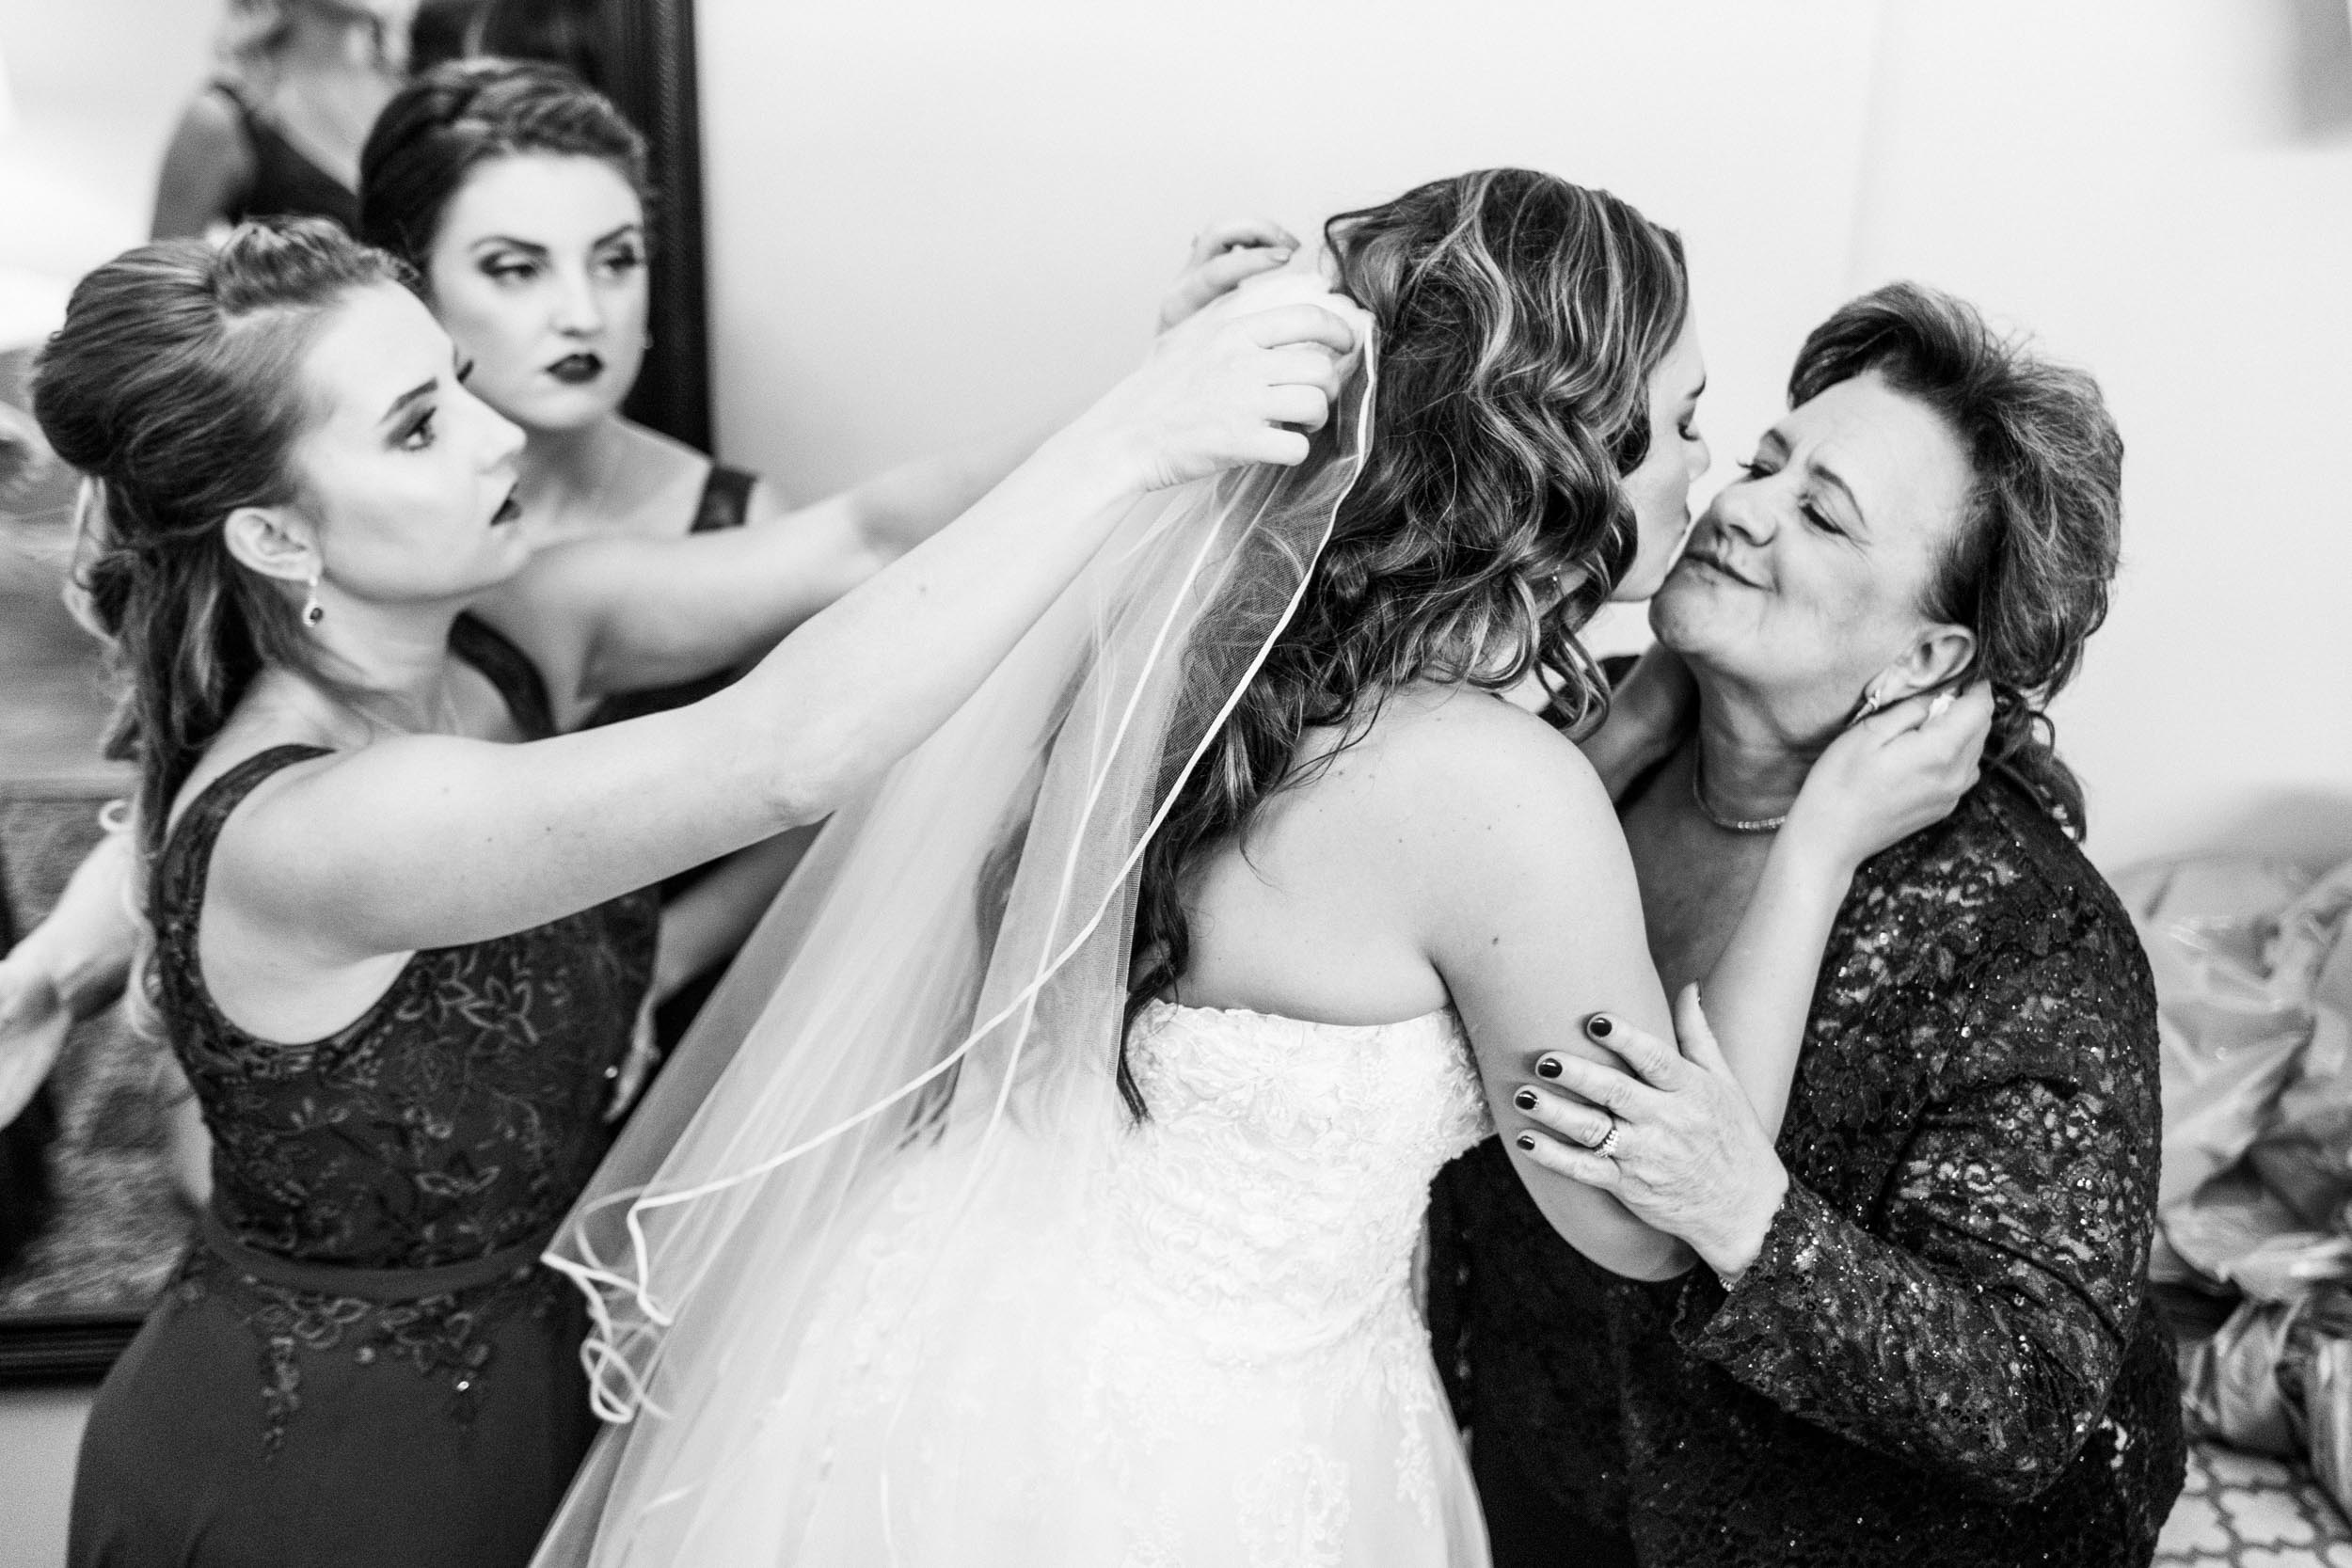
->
[1157, 218, 1300, 333]
[1511, 985, 1788, 1284]
[1778, 682, 1992, 874]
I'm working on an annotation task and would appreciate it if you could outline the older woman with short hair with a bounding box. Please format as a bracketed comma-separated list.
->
[1432, 282, 2185, 1567]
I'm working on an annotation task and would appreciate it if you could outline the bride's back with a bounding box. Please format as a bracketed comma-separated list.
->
[1174, 682, 1606, 1026]
[1129, 167, 1693, 1065]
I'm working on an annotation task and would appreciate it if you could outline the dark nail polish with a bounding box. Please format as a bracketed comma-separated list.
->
[1515, 1132, 1537, 1152]
[1512, 1086, 1538, 1112]
[1587, 1014, 1614, 1039]
[1535, 1056, 1562, 1080]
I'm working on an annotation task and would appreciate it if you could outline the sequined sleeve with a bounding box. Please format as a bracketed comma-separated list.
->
[1670, 890, 2161, 1504]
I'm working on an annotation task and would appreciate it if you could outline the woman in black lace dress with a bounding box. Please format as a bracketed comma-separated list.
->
[31, 219, 1353, 1566]
[1431, 283, 2185, 1566]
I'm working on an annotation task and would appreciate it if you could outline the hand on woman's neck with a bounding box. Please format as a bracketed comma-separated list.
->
[1687, 668, 1849, 825]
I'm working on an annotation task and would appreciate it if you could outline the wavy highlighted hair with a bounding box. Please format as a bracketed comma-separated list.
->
[1122, 168, 1690, 1113]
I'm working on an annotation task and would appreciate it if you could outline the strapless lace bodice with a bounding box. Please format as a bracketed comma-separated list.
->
[1096, 1002, 1491, 1356]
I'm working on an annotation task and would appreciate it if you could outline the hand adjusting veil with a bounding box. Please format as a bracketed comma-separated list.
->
[535, 292, 1376, 1565]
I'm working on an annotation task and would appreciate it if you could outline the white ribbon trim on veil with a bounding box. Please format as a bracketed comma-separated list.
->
[543, 311, 1380, 1435]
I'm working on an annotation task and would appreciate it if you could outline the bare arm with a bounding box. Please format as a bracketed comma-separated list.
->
[487, 422, 1060, 703]
[0, 825, 142, 1127]
[1693, 687, 1993, 1137]
[759, 420, 1057, 583]
[1414, 705, 1689, 1281]
[647, 827, 819, 1001]
[506, 216, 1299, 702]
[152, 91, 252, 240]
[213, 299, 1359, 965]
[1417, 689, 1988, 1280]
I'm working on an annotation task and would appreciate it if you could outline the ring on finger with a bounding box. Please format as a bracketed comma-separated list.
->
[1593, 1120, 1622, 1161]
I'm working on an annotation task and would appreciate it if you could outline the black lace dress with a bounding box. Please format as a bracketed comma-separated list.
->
[1427, 772, 2185, 1567]
[70, 617, 657, 1568]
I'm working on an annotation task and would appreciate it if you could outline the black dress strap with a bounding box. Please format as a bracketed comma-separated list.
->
[159, 622, 547, 914]
[450, 612, 557, 741]
[689, 465, 758, 533]
[155, 744, 332, 923]
[205, 79, 360, 233]
[578, 468, 762, 731]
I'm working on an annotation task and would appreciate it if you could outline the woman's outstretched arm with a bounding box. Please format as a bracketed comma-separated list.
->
[208, 297, 1360, 965]
[485, 421, 1060, 705]
[487, 225, 1307, 702]
[0, 826, 140, 1127]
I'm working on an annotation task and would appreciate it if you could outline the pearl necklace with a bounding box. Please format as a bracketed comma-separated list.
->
[1689, 752, 1788, 833]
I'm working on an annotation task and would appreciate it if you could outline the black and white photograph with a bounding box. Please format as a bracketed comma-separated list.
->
[0, 2, 2347, 1565]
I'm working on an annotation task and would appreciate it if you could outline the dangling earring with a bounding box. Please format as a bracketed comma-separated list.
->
[1847, 683, 1892, 728]
[301, 571, 325, 628]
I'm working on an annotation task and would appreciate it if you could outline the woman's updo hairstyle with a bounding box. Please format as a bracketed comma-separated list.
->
[32, 218, 405, 854]
[358, 56, 649, 280]
[1121, 168, 1689, 1113]
[1788, 282, 2122, 839]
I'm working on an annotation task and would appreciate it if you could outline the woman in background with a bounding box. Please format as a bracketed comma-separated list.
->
[153, 0, 416, 239]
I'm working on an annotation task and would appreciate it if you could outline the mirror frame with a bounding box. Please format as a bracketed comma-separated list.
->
[606, 0, 713, 453]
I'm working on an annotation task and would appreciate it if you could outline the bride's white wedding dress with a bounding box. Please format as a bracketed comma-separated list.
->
[736, 999, 1493, 1565]
[532, 273, 1470, 1565]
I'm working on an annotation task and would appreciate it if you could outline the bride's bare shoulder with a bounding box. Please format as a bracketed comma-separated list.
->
[1357, 686, 1608, 805]
[1334, 685, 1626, 891]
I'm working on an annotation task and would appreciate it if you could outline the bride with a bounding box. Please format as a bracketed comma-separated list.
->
[534, 169, 1989, 1566]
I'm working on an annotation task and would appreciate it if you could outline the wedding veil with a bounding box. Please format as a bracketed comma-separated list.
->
[534, 279, 1377, 1564]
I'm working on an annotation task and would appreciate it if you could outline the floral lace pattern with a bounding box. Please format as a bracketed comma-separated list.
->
[151, 741, 656, 1451]
[785, 1002, 1493, 1565]
[1432, 775, 2186, 1566]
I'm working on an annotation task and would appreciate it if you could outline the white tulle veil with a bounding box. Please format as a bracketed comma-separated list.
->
[533, 285, 1377, 1564]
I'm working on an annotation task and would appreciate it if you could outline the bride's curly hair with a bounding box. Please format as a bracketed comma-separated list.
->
[1120, 168, 1689, 1115]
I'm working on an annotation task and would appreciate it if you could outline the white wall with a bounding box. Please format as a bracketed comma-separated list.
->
[0, 12, 208, 1562]
[1847, 0, 2352, 867]
[0, 1387, 86, 1568]
[0, 0, 215, 344]
[701, 0, 2352, 874]
[700, 0, 1880, 502]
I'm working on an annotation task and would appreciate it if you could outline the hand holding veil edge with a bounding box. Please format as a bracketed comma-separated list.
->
[532, 277, 1378, 1566]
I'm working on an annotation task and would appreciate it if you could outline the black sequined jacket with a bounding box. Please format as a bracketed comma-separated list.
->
[1428, 772, 2185, 1567]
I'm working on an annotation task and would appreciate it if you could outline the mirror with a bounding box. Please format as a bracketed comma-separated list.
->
[0, 0, 708, 1381]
